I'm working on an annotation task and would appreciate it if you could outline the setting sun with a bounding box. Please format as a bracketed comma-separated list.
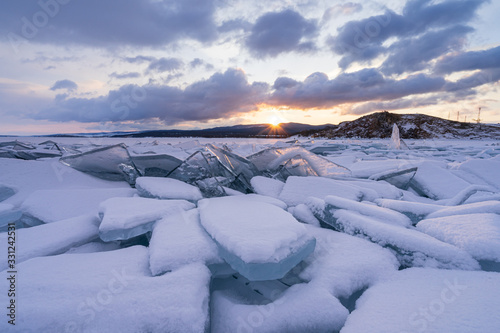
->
[268, 115, 284, 127]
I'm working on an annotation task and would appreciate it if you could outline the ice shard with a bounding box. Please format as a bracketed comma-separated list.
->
[369, 166, 418, 190]
[131, 154, 183, 177]
[60, 144, 140, 185]
[389, 124, 408, 150]
[199, 196, 316, 281]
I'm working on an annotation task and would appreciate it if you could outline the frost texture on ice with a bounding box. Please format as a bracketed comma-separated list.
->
[60, 144, 140, 185]
[149, 209, 222, 275]
[307, 199, 479, 270]
[0, 246, 211, 333]
[0, 214, 99, 270]
[279, 176, 363, 207]
[417, 213, 500, 263]
[136, 177, 203, 202]
[250, 175, 285, 198]
[98, 197, 195, 241]
[341, 268, 500, 333]
[20, 188, 136, 224]
[199, 196, 316, 280]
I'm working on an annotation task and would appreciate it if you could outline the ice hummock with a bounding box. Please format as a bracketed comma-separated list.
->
[388, 123, 409, 150]
[136, 177, 203, 202]
[98, 197, 195, 241]
[199, 196, 316, 281]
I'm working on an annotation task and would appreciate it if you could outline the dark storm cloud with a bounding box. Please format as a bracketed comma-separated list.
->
[1, 0, 219, 48]
[146, 58, 184, 73]
[246, 9, 318, 58]
[36, 68, 268, 125]
[269, 69, 446, 109]
[434, 45, 500, 74]
[50, 79, 77, 91]
[328, 0, 487, 69]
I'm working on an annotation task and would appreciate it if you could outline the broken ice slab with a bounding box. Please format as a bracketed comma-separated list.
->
[323, 195, 412, 227]
[98, 197, 195, 241]
[0, 203, 21, 228]
[0, 184, 16, 202]
[388, 123, 409, 150]
[136, 177, 203, 202]
[250, 175, 285, 199]
[375, 198, 443, 224]
[278, 176, 363, 207]
[417, 213, 500, 270]
[340, 268, 500, 333]
[149, 209, 222, 275]
[199, 196, 316, 281]
[409, 162, 472, 200]
[307, 199, 479, 270]
[0, 246, 211, 333]
[20, 188, 137, 224]
[458, 158, 500, 190]
[205, 144, 259, 184]
[0, 214, 99, 270]
[309, 144, 349, 155]
[60, 143, 140, 185]
[427, 200, 500, 219]
[340, 178, 403, 201]
[369, 166, 417, 190]
[440, 185, 496, 206]
[131, 154, 183, 177]
[278, 154, 319, 179]
[247, 146, 351, 179]
[167, 150, 223, 183]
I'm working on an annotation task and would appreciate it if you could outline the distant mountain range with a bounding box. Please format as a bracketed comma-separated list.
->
[39, 111, 500, 139]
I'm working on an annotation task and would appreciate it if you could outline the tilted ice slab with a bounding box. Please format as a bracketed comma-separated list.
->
[250, 175, 285, 199]
[211, 282, 348, 333]
[375, 198, 444, 224]
[0, 246, 211, 333]
[98, 197, 195, 241]
[427, 200, 500, 219]
[341, 268, 500, 333]
[136, 177, 203, 202]
[410, 162, 472, 200]
[324, 195, 412, 227]
[458, 158, 500, 190]
[199, 196, 316, 281]
[307, 199, 479, 270]
[279, 176, 363, 207]
[149, 209, 222, 276]
[417, 213, 500, 264]
[0, 214, 99, 271]
[20, 188, 136, 224]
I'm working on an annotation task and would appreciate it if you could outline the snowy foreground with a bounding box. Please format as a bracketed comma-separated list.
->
[1, 136, 500, 332]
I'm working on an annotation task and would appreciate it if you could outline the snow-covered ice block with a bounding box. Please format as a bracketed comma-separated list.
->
[458, 158, 500, 189]
[325, 195, 412, 227]
[288, 204, 320, 226]
[375, 198, 443, 224]
[0, 246, 211, 333]
[417, 213, 500, 265]
[136, 177, 203, 202]
[0, 214, 99, 270]
[98, 197, 195, 241]
[427, 200, 500, 219]
[410, 162, 471, 200]
[211, 283, 348, 333]
[20, 188, 136, 224]
[341, 268, 500, 333]
[341, 179, 403, 201]
[279, 176, 363, 207]
[0, 184, 16, 202]
[250, 176, 285, 198]
[199, 196, 316, 281]
[440, 184, 496, 206]
[349, 159, 412, 178]
[149, 209, 222, 275]
[64, 240, 121, 254]
[308, 202, 479, 270]
[299, 226, 399, 298]
[0, 203, 21, 227]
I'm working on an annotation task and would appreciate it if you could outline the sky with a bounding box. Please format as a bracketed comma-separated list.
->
[0, 0, 499, 135]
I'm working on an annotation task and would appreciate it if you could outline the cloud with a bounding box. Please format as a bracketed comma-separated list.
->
[50, 79, 78, 92]
[36, 68, 268, 125]
[123, 56, 155, 64]
[322, 2, 362, 22]
[1, 0, 219, 48]
[189, 58, 214, 70]
[328, 0, 487, 69]
[349, 95, 443, 115]
[218, 18, 252, 33]
[434, 45, 500, 74]
[109, 72, 141, 80]
[245, 9, 318, 58]
[146, 57, 184, 73]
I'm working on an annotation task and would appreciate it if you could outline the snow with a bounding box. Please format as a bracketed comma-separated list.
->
[98, 197, 195, 241]
[0, 246, 211, 333]
[136, 176, 203, 201]
[250, 175, 285, 198]
[458, 158, 500, 189]
[0, 203, 21, 227]
[417, 213, 500, 262]
[199, 196, 315, 280]
[341, 268, 500, 333]
[427, 200, 500, 219]
[279, 176, 363, 206]
[148, 209, 222, 275]
[0, 214, 99, 270]
[288, 204, 321, 226]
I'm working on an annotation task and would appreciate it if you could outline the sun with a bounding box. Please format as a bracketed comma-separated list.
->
[268, 116, 282, 127]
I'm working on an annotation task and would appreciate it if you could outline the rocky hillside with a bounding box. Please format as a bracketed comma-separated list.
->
[310, 111, 500, 139]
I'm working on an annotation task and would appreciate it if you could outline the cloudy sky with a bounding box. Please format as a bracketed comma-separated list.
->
[1, 0, 499, 135]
